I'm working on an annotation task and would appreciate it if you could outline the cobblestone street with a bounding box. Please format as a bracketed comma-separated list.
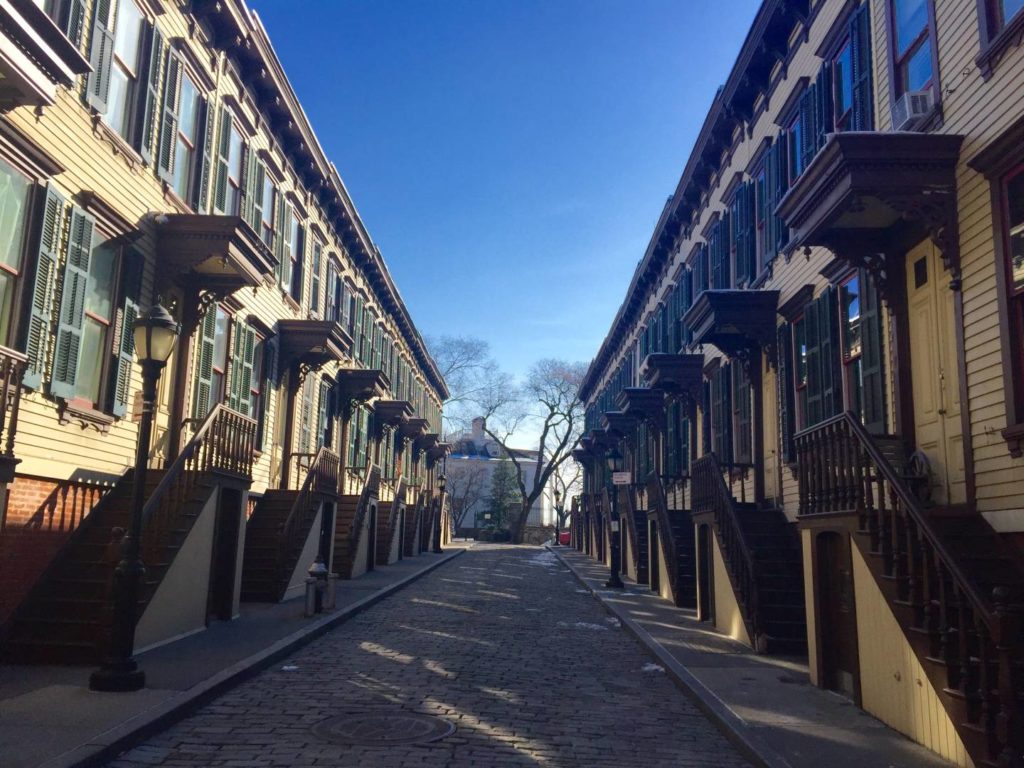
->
[106, 545, 749, 767]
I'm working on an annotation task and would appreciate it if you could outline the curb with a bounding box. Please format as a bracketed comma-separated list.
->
[41, 548, 466, 768]
[548, 545, 793, 768]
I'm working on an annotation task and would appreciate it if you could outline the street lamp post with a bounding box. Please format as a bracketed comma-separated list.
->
[605, 446, 625, 589]
[433, 474, 446, 554]
[90, 304, 179, 692]
[553, 489, 562, 546]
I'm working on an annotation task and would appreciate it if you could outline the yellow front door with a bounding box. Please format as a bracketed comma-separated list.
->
[905, 240, 964, 505]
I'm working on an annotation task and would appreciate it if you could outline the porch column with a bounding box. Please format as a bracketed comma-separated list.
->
[279, 364, 300, 488]
[751, 352, 765, 505]
[165, 292, 201, 464]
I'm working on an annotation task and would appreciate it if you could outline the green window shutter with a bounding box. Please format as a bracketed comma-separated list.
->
[819, 286, 841, 420]
[156, 48, 182, 183]
[85, 0, 114, 113]
[227, 320, 254, 416]
[194, 96, 215, 211]
[299, 377, 313, 452]
[805, 293, 823, 426]
[60, 0, 88, 47]
[109, 251, 143, 417]
[191, 306, 216, 419]
[310, 241, 322, 315]
[50, 207, 95, 400]
[258, 337, 276, 450]
[316, 379, 329, 449]
[777, 322, 796, 463]
[666, 400, 678, 477]
[273, 196, 286, 282]
[352, 295, 364, 362]
[798, 84, 816, 173]
[860, 269, 887, 435]
[680, 415, 690, 471]
[772, 130, 790, 255]
[850, 2, 874, 131]
[242, 155, 264, 233]
[733, 364, 751, 464]
[22, 185, 66, 390]
[701, 380, 711, 456]
[136, 23, 163, 164]
[212, 108, 232, 214]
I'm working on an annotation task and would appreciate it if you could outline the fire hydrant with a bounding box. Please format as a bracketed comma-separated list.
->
[305, 555, 329, 616]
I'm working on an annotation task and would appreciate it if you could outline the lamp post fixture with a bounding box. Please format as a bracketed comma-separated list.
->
[605, 445, 625, 589]
[433, 473, 446, 554]
[90, 303, 179, 692]
[553, 489, 562, 546]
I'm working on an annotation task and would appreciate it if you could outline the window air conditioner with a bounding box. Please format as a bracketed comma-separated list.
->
[892, 90, 933, 131]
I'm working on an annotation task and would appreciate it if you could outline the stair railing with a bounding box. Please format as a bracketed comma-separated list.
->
[346, 464, 381, 564]
[646, 472, 681, 594]
[277, 447, 340, 583]
[620, 485, 641, 575]
[691, 453, 761, 639]
[141, 404, 256, 561]
[379, 479, 406, 561]
[795, 411, 1024, 767]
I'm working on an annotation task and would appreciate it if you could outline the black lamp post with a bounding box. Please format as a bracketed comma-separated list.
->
[605, 446, 625, 589]
[433, 474, 446, 554]
[553, 489, 562, 546]
[90, 303, 179, 692]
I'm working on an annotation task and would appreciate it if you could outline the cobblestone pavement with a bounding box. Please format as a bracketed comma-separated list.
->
[107, 545, 749, 768]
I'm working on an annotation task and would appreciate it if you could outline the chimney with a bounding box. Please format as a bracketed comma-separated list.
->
[471, 417, 485, 445]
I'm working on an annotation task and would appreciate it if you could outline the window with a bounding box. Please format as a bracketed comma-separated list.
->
[0, 159, 32, 346]
[37, 0, 87, 46]
[213, 109, 244, 215]
[787, 114, 804, 183]
[984, 0, 1024, 39]
[170, 73, 200, 200]
[249, 337, 263, 424]
[840, 274, 864, 419]
[793, 314, 809, 431]
[71, 240, 117, 406]
[102, 0, 143, 139]
[732, 365, 752, 465]
[288, 215, 304, 303]
[890, 0, 934, 95]
[833, 40, 854, 131]
[310, 239, 322, 315]
[211, 307, 229, 407]
[1003, 167, 1024, 414]
[260, 176, 275, 247]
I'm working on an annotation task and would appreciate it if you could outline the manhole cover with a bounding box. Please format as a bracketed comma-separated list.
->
[311, 712, 455, 746]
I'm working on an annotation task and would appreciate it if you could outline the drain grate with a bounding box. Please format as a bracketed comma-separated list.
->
[311, 711, 455, 746]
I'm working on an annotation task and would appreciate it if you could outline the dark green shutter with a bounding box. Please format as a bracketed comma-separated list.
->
[23, 186, 65, 390]
[310, 241, 322, 315]
[819, 286, 841, 419]
[157, 48, 182, 183]
[50, 208, 95, 399]
[773, 130, 790, 253]
[85, 0, 114, 113]
[194, 96, 214, 211]
[701, 380, 711, 456]
[136, 23, 163, 164]
[227, 320, 255, 416]
[109, 251, 143, 417]
[212, 108, 232, 214]
[860, 269, 887, 435]
[259, 337, 276, 450]
[666, 400, 678, 477]
[316, 379, 329, 449]
[734, 364, 751, 464]
[798, 83, 816, 173]
[242, 155, 264, 234]
[192, 306, 216, 418]
[850, 2, 874, 131]
[777, 322, 796, 462]
[60, 0, 88, 47]
[299, 377, 313, 452]
[805, 292, 823, 426]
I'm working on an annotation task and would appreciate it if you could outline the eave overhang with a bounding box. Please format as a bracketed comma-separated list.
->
[601, 410, 638, 442]
[615, 387, 666, 426]
[416, 432, 441, 453]
[401, 417, 430, 441]
[641, 353, 704, 401]
[427, 442, 451, 463]
[155, 214, 277, 294]
[683, 289, 780, 358]
[373, 399, 414, 428]
[571, 447, 594, 466]
[0, 0, 91, 110]
[277, 319, 351, 371]
[334, 368, 390, 405]
[776, 132, 965, 277]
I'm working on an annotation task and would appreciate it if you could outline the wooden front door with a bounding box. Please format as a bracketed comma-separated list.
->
[816, 531, 858, 698]
[906, 240, 965, 505]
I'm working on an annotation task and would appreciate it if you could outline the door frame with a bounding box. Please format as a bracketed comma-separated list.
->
[207, 485, 243, 623]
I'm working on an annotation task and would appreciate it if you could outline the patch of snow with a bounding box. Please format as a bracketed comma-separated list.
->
[605, 617, 621, 627]
[524, 551, 559, 568]
[281, 665, 299, 671]
[557, 621, 610, 631]
[642, 663, 666, 674]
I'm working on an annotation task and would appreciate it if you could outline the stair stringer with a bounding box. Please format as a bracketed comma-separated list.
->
[849, 538, 973, 768]
[708, 524, 754, 647]
[281, 502, 324, 601]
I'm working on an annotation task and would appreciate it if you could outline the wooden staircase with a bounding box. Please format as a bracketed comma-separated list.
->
[376, 481, 405, 565]
[691, 455, 806, 654]
[402, 490, 424, 557]
[645, 475, 696, 607]
[620, 486, 649, 585]
[241, 448, 339, 602]
[0, 404, 256, 665]
[334, 466, 380, 579]
[797, 412, 1024, 768]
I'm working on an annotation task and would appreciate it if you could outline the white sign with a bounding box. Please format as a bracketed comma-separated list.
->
[610, 521, 620, 533]
[612, 471, 632, 486]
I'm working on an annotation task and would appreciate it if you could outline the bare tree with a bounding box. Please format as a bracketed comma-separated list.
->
[425, 335, 495, 434]
[473, 359, 587, 544]
[551, 460, 582, 530]
[445, 460, 490, 531]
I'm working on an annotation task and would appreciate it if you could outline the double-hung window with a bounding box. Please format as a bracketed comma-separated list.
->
[0, 159, 32, 347]
[792, 314, 809, 431]
[260, 176, 276, 247]
[287, 213, 304, 303]
[839, 273, 864, 420]
[213, 109, 244, 215]
[1002, 167, 1024, 424]
[889, 0, 934, 95]
[833, 39, 854, 131]
[170, 72, 200, 200]
[99, 0, 144, 139]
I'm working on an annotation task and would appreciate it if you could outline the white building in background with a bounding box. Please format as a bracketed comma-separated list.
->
[447, 418, 554, 531]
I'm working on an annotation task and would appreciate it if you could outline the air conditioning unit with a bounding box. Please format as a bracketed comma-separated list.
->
[892, 90, 933, 131]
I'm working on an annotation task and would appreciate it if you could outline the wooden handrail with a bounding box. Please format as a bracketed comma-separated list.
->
[691, 453, 761, 638]
[645, 472, 680, 593]
[795, 411, 1024, 765]
[141, 404, 256, 560]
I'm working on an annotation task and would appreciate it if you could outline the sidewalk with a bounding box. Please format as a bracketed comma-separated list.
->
[551, 546, 954, 768]
[0, 546, 468, 768]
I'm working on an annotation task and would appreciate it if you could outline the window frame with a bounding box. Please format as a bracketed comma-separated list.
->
[838, 271, 865, 419]
[101, 0, 145, 140]
[792, 312, 809, 432]
[977, 0, 1024, 76]
[885, 0, 941, 108]
[832, 36, 855, 132]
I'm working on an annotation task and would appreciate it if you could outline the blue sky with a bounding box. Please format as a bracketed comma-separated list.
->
[254, 0, 761, 382]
